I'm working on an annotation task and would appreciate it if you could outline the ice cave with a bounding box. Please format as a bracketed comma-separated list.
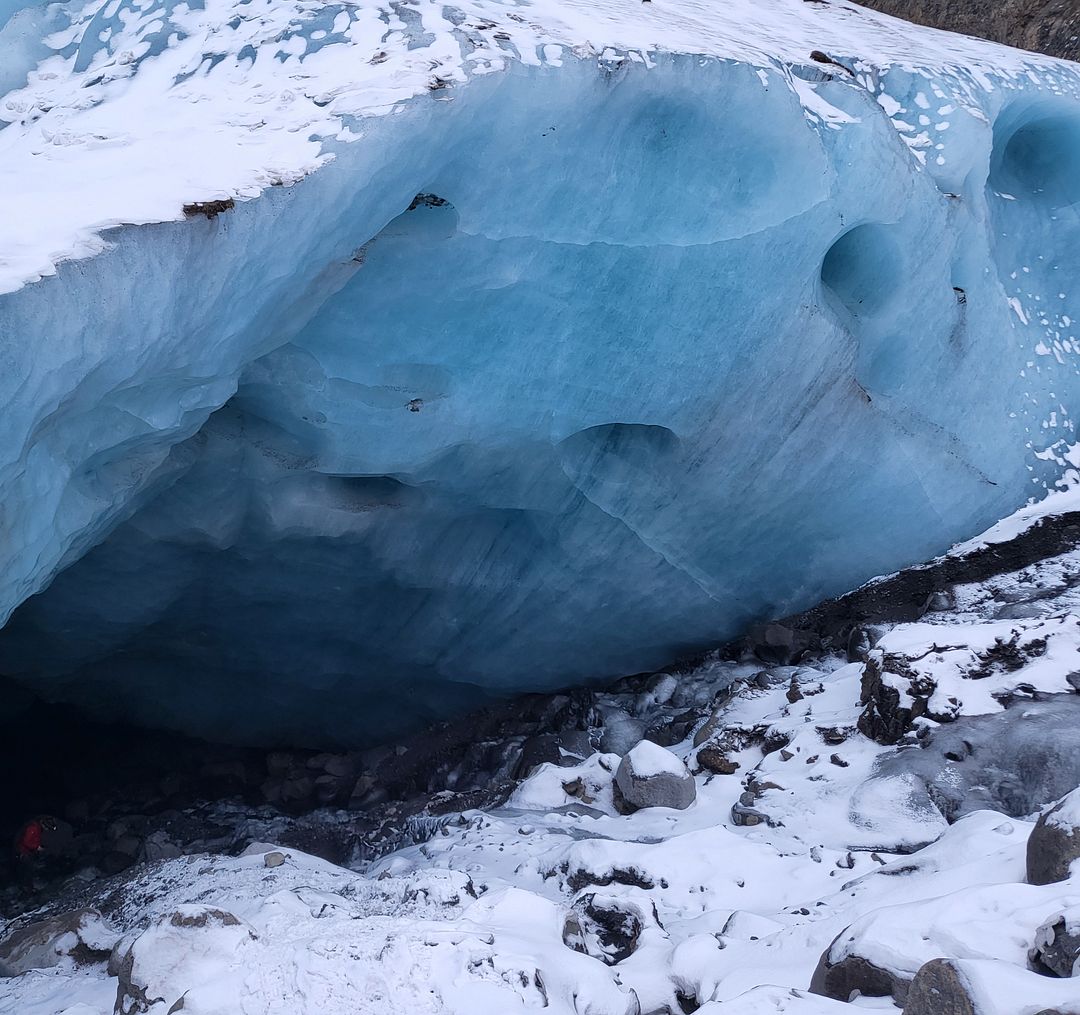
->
[4, 5, 1080, 745]
[7, 1, 1080, 1010]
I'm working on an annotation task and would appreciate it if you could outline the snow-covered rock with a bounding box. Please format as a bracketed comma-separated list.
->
[112, 906, 257, 1015]
[0, 909, 115, 977]
[1030, 906, 1080, 978]
[615, 741, 696, 812]
[903, 956, 1080, 1015]
[1028, 788, 1080, 885]
[811, 881, 1080, 1004]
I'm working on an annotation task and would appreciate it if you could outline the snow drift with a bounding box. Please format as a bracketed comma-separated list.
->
[3, 0, 1080, 742]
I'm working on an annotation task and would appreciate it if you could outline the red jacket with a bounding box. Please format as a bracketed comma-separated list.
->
[15, 820, 43, 858]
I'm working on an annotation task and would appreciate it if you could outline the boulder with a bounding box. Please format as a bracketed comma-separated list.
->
[1030, 907, 1080, 977]
[810, 930, 909, 1004]
[1028, 788, 1080, 885]
[902, 958, 976, 1015]
[0, 909, 115, 977]
[903, 957, 1080, 1015]
[113, 906, 256, 1015]
[614, 742, 696, 812]
[562, 892, 656, 965]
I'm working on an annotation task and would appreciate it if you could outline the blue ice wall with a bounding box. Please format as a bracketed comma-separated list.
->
[4, 55, 1080, 744]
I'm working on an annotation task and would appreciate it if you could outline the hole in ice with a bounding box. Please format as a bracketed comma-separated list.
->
[990, 109, 1080, 209]
[558, 423, 680, 493]
[820, 224, 904, 319]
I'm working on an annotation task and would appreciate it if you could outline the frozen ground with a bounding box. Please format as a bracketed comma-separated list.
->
[4, 490, 1080, 1013]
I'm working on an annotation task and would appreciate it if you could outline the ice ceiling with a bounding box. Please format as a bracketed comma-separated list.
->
[3, 0, 1080, 744]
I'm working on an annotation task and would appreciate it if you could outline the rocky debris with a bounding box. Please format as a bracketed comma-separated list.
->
[968, 632, 1048, 680]
[696, 745, 740, 775]
[810, 929, 910, 1004]
[0, 908, 115, 977]
[747, 623, 816, 666]
[729, 774, 783, 828]
[855, 0, 1080, 61]
[857, 651, 953, 745]
[901, 958, 976, 1015]
[645, 708, 705, 748]
[1030, 908, 1080, 977]
[1028, 789, 1080, 885]
[730, 800, 769, 827]
[614, 742, 696, 813]
[766, 510, 1080, 650]
[562, 892, 657, 965]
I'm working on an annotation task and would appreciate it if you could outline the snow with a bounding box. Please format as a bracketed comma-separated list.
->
[1, 0, 1079, 298]
[621, 740, 686, 779]
[950, 480, 1080, 553]
[1047, 786, 1080, 832]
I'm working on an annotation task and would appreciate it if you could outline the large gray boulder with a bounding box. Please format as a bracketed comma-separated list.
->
[1028, 788, 1080, 886]
[614, 741, 695, 812]
[810, 928, 909, 1004]
[902, 959, 976, 1015]
[903, 957, 1080, 1015]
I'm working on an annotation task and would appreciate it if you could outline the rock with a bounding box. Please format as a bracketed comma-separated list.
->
[0, 909, 115, 977]
[857, 652, 938, 745]
[101, 850, 137, 875]
[558, 728, 595, 764]
[1030, 908, 1080, 977]
[614, 742, 696, 812]
[697, 745, 739, 775]
[810, 930, 909, 1004]
[561, 892, 654, 964]
[901, 958, 976, 1015]
[748, 623, 814, 665]
[516, 733, 563, 777]
[730, 802, 767, 827]
[1028, 788, 1080, 885]
[645, 709, 703, 748]
[114, 906, 256, 1015]
[142, 831, 182, 863]
[598, 708, 647, 756]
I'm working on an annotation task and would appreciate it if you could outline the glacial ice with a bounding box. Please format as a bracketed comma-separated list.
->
[5, 0, 1080, 742]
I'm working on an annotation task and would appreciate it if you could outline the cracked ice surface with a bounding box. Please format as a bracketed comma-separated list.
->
[7, 0, 1080, 740]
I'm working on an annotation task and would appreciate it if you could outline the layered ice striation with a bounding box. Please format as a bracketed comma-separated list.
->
[3, 0, 1080, 743]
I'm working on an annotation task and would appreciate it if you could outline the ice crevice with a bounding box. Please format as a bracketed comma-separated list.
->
[5, 4, 1080, 744]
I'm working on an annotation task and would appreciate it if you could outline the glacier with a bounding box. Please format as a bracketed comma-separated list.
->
[3, 0, 1080, 743]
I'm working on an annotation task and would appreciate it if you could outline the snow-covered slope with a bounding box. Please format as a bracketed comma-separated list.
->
[6, 0, 1080, 740]
[1, 0, 1079, 296]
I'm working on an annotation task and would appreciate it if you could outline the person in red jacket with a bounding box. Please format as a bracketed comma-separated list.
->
[12, 815, 75, 881]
